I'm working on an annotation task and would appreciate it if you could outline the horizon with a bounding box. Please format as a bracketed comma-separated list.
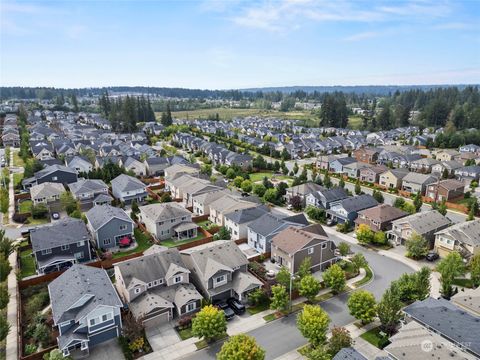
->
[1, 0, 479, 88]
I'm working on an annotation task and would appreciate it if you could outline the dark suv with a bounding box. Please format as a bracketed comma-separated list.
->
[426, 252, 439, 262]
[227, 298, 245, 315]
[215, 301, 235, 320]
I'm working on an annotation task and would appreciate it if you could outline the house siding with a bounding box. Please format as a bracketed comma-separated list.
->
[95, 218, 134, 250]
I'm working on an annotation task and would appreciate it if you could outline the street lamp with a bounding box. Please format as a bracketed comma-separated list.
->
[289, 274, 298, 313]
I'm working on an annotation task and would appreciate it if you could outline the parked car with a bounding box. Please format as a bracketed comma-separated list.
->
[215, 301, 235, 320]
[326, 218, 337, 226]
[426, 252, 439, 262]
[51, 212, 60, 220]
[241, 192, 250, 197]
[227, 298, 246, 315]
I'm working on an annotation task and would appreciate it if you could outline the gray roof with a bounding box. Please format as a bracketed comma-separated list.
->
[115, 247, 189, 288]
[318, 186, 349, 202]
[402, 172, 437, 185]
[68, 179, 108, 196]
[29, 182, 65, 200]
[34, 164, 77, 178]
[393, 210, 451, 235]
[333, 348, 367, 360]
[30, 218, 90, 252]
[403, 297, 480, 357]
[287, 182, 323, 196]
[435, 219, 480, 247]
[224, 205, 269, 224]
[248, 212, 308, 237]
[49, 264, 122, 324]
[85, 204, 133, 231]
[111, 174, 146, 192]
[338, 194, 378, 213]
[180, 240, 248, 281]
[139, 202, 191, 222]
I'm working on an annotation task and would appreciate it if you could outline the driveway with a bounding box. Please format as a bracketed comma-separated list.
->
[146, 323, 181, 352]
[181, 234, 415, 360]
[88, 339, 124, 360]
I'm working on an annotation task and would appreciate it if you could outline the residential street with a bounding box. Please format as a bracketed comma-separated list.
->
[181, 236, 415, 360]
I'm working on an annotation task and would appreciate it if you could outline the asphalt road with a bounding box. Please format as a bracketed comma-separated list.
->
[181, 235, 415, 360]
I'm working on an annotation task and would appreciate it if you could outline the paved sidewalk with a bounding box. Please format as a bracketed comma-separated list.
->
[141, 270, 367, 360]
[5, 250, 18, 360]
[323, 226, 441, 298]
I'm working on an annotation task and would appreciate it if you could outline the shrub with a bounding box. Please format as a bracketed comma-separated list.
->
[248, 262, 267, 280]
[32, 323, 49, 346]
[24, 344, 37, 356]
[0, 253, 11, 282]
[0, 284, 9, 309]
[178, 315, 193, 329]
[13, 213, 28, 223]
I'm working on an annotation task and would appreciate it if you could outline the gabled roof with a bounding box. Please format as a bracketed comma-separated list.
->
[272, 225, 330, 255]
[435, 219, 480, 247]
[34, 164, 77, 179]
[29, 182, 65, 200]
[139, 202, 191, 222]
[49, 264, 122, 324]
[332, 348, 367, 360]
[402, 172, 437, 185]
[287, 182, 323, 196]
[111, 174, 146, 192]
[357, 204, 408, 223]
[31, 217, 90, 252]
[393, 210, 451, 235]
[85, 204, 133, 231]
[248, 212, 308, 237]
[338, 194, 378, 213]
[224, 205, 269, 224]
[68, 179, 108, 196]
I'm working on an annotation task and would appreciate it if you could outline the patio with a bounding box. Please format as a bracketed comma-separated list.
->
[238, 243, 261, 259]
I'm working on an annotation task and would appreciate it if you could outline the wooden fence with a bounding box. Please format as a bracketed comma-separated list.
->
[234, 238, 248, 245]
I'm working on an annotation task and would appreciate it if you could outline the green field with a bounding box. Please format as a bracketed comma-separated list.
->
[348, 115, 364, 129]
[20, 248, 36, 278]
[249, 171, 293, 184]
[158, 108, 319, 126]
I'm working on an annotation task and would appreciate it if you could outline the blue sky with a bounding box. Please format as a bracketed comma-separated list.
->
[1, 0, 479, 89]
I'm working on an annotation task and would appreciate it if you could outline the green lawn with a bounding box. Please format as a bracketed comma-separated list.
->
[247, 301, 270, 315]
[262, 313, 277, 322]
[249, 171, 293, 184]
[177, 327, 194, 340]
[112, 228, 153, 259]
[452, 278, 475, 288]
[18, 200, 32, 213]
[360, 327, 390, 349]
[12, 151, 25, 168]
[20, 249, 36, 278]
[13, 173, 23, 188]
[196, 220, 214, 230]
[353, 266, 373, 288]
[26, 216, 50, 225]
[160, 233, 205, 248]
[348, 115, 364, 129]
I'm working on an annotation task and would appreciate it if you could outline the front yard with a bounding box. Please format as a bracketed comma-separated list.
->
[18, 200, 32, 213]
[360, 326, 391, 349]
[12, 151, 25, 168]
[13, 173, 23, 189]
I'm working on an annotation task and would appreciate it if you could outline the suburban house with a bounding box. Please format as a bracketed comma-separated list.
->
[164, 164, 200, 192]
[451, 287, 480, 317]
[29, 182, 65, 206]
[378, 168, 409, 190]
[22, 164, 78, 190]
[435, 149, 461, 162]
[343, 161, 371, 179]
[168, 174, 202, 200]
[144, 157, 170, 176]
[66, 156, 93, 173]
[49, 265, 123, 358]
[247, 212, 310, 254]
[111, 174, 147, 205]
[454, 165, 480, 182]
[181, 179, 221, 208]
[85, 205, 135, 250]
[459, 144, 480, 154]
[431, 160, 463, 177]
[332, 349, 368, 360]
[326, 194, 378, 224]
[114, 246, 202, 328]
[425, 179, 465, 202]
[181, 240, 263, 302]
[192, 189, 226, 216]
[139, 202, 197, 241]
[208, 194, 257, 227]
[434, 219, 480, 259]
[401, 172, 438, 195]
[123, 156, 147, 176]
[353, 147, 380, 164]
[354, 204, 408, 233]
[305, 186, 349, 209]
[401, 297, 480, 358]
[271, 224, 338, 274]
[329, 157, 356, 174]
[284, 182, 323, 206]
[359, 165, 388, 184]
[387, 210, 451, 247]
[409, 158, 440, 173]
[68, 179, 111, 207]
[30, 218, 92, 274]
[224, 206, 269, 240]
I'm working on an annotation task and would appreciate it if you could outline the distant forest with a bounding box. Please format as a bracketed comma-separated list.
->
[1, 85, 479, 131]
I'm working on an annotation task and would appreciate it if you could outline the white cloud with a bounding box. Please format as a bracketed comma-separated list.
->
[343, 31, 380, 42]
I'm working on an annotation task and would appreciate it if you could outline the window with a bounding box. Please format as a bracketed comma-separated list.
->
[321, 243, 327, 249]
[74, 252, 84, 259]
[158, 221, 164, 225]
[186, 302, 196, 312]
[174, 276, 182, 284]
[148, 282, 153, 288]
[171, 219, 175, 223]
[159, 279, 164, 284]
[101, 314, 109, 322]
[307, 247, 314, 255]
[215, 275, 225, 284]
[52, 176, 58, 181]
[181, 216, 186, 221]
[119, 224, 127, 231]
[134, 288, 141, 294]
[104, 238, 111, 245]
[41, 248, 52, 255]
[61, 245, 70, 251]
[90, 318, 95, 326]
[77, 241, 85, 247]
[153, 280, 158, 286]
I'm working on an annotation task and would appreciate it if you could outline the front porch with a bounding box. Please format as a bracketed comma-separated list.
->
[172, 222, 198, 241]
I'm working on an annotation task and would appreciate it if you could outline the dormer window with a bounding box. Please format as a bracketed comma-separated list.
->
[174, 276, 182, 284]
[134, 288, 141, 294]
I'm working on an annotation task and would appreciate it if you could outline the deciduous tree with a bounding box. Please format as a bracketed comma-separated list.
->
[298, 274, 321, 303]
[297, 304, 330, 347]
[191, 305, 227, 342]
[347, 290, 377, 325]
[270, 285, 289, 312]
[322, 264, 346, 294]
[217, 334, 265, 360]
[437, 251, 465, 298]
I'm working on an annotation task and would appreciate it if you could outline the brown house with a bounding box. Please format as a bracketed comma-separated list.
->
[359, 165, 388, 184]
[355, 204, 408, 232]
[271, 224, 338, 274]
[425, 179, 465, 202]
[354, 148, 380, 164]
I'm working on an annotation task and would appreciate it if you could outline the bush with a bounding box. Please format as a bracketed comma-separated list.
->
[13, 213, 28, 223]
[0, 253, 11, 282]
[118, 336, 134, 360]
[24, 344, 37, 356]
[25, 290, 49, 321]
[178, 315, 193, 330]
[32, 323, 49, 346]
[248, 262, 267, 280]
[0, 283, 9, 309]
[31, 204, 48, 219]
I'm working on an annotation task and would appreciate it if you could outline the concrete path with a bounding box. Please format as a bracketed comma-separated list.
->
[7, 150, 15, 225]
[5, 250, 18, 360]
